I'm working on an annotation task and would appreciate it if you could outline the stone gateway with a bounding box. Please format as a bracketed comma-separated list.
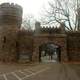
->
[0, 3, 80, 63]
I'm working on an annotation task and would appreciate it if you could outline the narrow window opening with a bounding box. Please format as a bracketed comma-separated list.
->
[3, 36, 6, 43]
[2, 36, 6, 48]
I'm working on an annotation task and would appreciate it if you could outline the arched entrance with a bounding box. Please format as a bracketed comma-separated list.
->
[39, 43, 61, 62]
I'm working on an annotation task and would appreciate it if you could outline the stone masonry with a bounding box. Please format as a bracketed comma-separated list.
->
[0, 3, 22, 62]
[0, 3, 79, 63]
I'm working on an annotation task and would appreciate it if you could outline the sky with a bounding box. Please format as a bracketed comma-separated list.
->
[0, 0, 49, 19]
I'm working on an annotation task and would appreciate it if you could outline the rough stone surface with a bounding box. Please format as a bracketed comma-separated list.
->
[0, 3, 80, 63]
[0, 3, 22, 62]
[67, 32, 80, 61]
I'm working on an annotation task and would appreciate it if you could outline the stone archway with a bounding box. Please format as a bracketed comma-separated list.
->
[32, 34, 68, 62]
[39, 42, 61, 63]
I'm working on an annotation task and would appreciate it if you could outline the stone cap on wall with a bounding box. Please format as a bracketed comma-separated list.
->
[34, 33, 67, 38]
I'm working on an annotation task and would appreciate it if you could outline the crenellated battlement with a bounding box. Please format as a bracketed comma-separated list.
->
[42, 27, 62, 33]
[35, 22, 65, 34]
[0, 3, 22, 16]
[0, 3, 23, 26]
[35, 25, 62, 34]
[0, 3, 22, 12]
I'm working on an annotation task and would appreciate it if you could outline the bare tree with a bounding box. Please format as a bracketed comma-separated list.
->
[22, 14, 36, 30]
[41, 0, 80, 31]
[76, 0, 80, 30]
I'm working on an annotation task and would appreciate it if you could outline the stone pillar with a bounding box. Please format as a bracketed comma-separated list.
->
[35, 21, 41, 35]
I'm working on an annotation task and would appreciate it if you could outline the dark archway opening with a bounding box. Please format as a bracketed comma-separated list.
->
[39, 43, 61, 63]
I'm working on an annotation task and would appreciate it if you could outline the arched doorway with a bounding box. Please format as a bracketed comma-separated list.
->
[39, 43, 61, 63]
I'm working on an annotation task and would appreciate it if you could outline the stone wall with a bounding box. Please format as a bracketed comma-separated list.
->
[17, 30, 33, 62]
[67, 32, 80, 61]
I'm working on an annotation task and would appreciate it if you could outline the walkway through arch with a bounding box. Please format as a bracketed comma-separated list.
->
[39, 43, 61, 63]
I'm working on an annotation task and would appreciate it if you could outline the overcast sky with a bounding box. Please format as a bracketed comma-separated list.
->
[0, 0, 50, 19]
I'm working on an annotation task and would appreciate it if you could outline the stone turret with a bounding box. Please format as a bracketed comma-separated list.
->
[0, 3, 23, 62]
[0, 3, 22, 27]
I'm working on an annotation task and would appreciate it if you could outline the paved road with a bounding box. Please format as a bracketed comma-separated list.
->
[0, 63, 80, 80]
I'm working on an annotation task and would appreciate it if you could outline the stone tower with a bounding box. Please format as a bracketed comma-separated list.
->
[0, 3, 23, 62]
